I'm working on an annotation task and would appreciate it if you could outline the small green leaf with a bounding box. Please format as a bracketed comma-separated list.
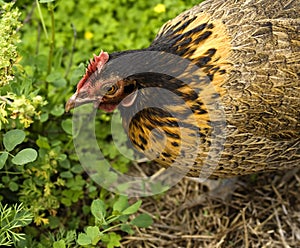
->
[86, 226, 101, 245]
[0, 152, 9, 169]
[11, 148, 38, 165]
[53, 78, 67, 88]
[101, 232, 121, 248]
[71, 164, 83, 173]
[40, 112, 49, 122]
[2, 176, 9, 183]
[61, 119, 72, 135]
[113, 196, 128, 212]
[60, 171, 73, 178]
[120, 224, 134, 235]
[46, 71, 61, 82]
[36, 136, 51, 149]
[118, 214, 129, 223]
[46, 71, 67, 87]
[53, 240, 66, 248]
[3, 129, 26, 152]
[61, 198, 72, 207]
[122, 200, 142, 215]
[48, 216, 60, 229]
[77, 233, 91, 246]
[57, 153, 67, 161]
[51, 140, 62, 147]
[130, 213, 153, 228]
[50, 104, 65, 117]
[59, 159, 71, 169]
[8, 181, 19, 191]
[91, 199, 106, 222]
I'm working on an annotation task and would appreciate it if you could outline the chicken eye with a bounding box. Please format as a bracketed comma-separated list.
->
[102, 84, 117, 95]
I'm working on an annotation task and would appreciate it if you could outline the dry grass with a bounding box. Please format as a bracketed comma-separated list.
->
[121, 166, 300, 247]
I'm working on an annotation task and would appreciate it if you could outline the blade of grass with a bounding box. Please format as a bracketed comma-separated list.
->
[36, 0, 48, 40]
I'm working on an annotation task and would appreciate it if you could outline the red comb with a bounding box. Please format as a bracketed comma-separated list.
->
[76, 50, 109, 91]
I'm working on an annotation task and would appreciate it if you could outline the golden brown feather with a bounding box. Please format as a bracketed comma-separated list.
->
[66, 0, 300, 179]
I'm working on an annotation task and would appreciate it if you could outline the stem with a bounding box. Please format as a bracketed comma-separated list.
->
[101, 223, 123, 234]
[0, 151, 13, 156]
[105, 215, 121, 225]
[65, 23, 77, 79]
[36, 24, 41, 55]
[47, 4, 55, 76]
[0, 171, 23, 175]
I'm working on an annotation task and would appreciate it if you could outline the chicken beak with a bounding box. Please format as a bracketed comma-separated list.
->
[65, 91, 97, 112]
[65, 92, 78, 112]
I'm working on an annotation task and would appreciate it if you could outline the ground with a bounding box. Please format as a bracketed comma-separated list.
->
[121, 165, 300, 247]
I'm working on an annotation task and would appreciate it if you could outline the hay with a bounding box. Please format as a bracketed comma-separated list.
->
[121, 167, 300, 247]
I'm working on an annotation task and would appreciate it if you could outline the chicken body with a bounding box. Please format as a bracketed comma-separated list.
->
[66, 0, 300, 178]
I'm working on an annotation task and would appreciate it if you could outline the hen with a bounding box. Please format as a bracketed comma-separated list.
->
[66, 0, 300, 179]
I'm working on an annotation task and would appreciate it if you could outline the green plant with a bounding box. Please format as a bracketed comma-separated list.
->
[0, 0, 200, 247]
[0, 202, 33, 246]
[0, 2, 21, 87]
[0, 129, 38, 170]
[77, 197, 153, 247]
